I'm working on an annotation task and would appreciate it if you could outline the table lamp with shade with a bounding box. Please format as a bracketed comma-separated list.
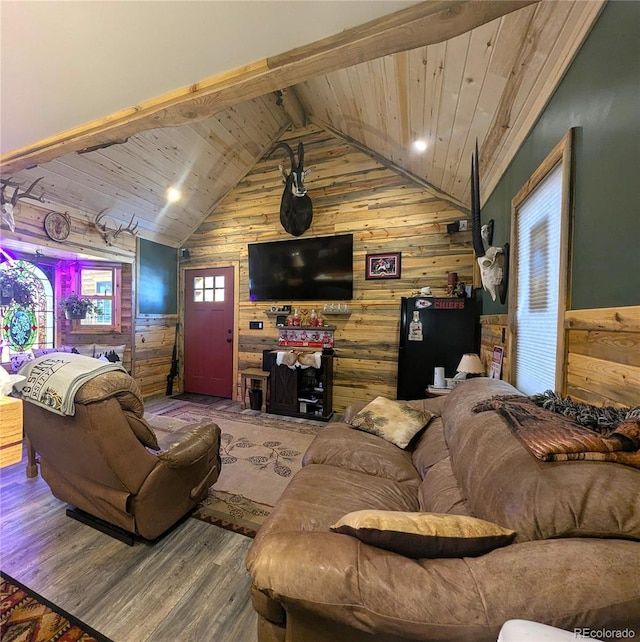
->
[454, 353, 484, 381]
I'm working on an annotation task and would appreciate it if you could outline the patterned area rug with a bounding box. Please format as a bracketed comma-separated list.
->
[145, 400, 322, 537]
[0, 571, 112, 642]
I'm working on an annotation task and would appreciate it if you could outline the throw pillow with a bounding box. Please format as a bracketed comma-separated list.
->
[94, 344, 126, 363]
[350, 396, 433, 448]
[331, 510, 517, 559]
[10, 351, 34, 373]
[71, 344, 95, 358]
[32, 347, 59, 357]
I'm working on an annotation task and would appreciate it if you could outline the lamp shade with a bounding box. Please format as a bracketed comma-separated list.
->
[457, 353, 484, 375]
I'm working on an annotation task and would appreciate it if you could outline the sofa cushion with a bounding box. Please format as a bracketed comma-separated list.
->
[252, 464, 420, 546]
[302, 423, 421, 485]
[350, 396, 434, 449]
[412, 416, 449, 478]
[419, 457, 472, 516]
[330, 510, 516, 559]
[442, 378, 640, 542]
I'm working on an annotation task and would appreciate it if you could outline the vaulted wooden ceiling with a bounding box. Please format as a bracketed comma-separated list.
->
[0, 0, 604, 250]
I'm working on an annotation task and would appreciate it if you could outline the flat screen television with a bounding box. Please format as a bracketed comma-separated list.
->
[248, 234, 353, 301]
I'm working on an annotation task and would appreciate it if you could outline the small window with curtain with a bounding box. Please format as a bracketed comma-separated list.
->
[73, 265, 121, 332]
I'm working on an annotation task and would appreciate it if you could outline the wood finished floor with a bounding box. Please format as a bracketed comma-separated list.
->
[0, 396, 269, 642]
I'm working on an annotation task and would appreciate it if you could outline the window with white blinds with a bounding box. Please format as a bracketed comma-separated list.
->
[514, 162, 563, 395]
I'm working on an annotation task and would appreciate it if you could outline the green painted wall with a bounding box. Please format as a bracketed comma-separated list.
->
[481, 0, 640, 314]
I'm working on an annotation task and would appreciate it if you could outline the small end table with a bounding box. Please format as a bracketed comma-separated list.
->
[239, 368, 270, 413]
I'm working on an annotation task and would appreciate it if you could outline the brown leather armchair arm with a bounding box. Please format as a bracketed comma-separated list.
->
[157, 422, 220, 468]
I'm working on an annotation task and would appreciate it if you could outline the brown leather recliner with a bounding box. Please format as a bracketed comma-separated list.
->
[22, 369, 221, 540]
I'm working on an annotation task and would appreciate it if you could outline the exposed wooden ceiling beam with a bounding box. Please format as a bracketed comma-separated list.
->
[1, 0, 538, 175]
[278, 88, 306, 129]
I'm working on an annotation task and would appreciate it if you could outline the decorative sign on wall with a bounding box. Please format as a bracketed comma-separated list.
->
[278, 328, 334, 348]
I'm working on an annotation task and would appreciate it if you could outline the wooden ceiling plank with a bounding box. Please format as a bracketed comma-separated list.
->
[440, 19, 502, 198]
[405, 46, 429, 165]
[394, 51, 411, 163]
[482, 0, 606, 200]
[81, 131, 220, 214]
[383, 53, 407, 166]
[421, 40, 447, 184]
[184, 121, 293, 246]
[323, 68, 360, 142]
[430, 31, 471, 190]
[480, 0, 576, 195]
[310, 114, 466, 212]
[1, 0, 538, 174]
[38, 158, 160, 218]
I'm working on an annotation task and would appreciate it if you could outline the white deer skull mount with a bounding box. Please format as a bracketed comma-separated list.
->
[470, 142, 509, 304]
[0, 177, 46, 232]
[477, 246, 505, 302]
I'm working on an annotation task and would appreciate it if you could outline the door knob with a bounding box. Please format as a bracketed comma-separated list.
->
[226, 338, 232, 343]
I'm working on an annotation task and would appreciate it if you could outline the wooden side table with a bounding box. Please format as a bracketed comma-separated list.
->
[0, 396, 23, 469]
[426, 386, 452, 397]
[239, 368, 270, 413]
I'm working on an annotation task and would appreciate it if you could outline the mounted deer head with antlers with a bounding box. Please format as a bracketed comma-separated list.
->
[0, 176, 45, 232]
[93, 209, 139, 246]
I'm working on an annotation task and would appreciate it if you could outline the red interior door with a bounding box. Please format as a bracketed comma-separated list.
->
[183, 267, 234, 397]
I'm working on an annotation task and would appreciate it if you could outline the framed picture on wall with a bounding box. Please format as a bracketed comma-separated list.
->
[489, 345, 504, 379]
[365, 252, 401, 280]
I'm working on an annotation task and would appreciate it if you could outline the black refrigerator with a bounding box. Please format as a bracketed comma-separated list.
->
[397, 297, 478, 400]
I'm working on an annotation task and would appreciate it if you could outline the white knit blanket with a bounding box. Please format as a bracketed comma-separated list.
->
[15, 353, 126, 416]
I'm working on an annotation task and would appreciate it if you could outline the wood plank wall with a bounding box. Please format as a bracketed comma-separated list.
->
[134, 318, 177, 398]
[479, 314, 510, 382]
[564, 306, 639, 408]
[185, 124, 473, 411]
[57, 263, 134, 373]
[480, 305, 639, 408]
[2, 201, 137, 373]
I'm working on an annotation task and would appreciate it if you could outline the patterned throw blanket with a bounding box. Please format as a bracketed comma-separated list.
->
[474, 395, 640, 469]
[15, 353, 126, 416]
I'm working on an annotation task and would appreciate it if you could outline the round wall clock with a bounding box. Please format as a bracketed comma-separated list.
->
[44, 211, 71, 241]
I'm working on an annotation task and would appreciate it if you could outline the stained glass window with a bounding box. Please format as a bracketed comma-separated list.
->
[0, 260, 53, 362]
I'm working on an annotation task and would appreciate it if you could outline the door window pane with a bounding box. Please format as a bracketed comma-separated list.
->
[193, 274, 224, 303]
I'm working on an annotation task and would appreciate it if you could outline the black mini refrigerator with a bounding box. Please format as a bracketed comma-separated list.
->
[397, 297, 478, 400]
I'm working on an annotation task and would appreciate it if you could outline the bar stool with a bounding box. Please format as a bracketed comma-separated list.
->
[239, 368, 270, 413]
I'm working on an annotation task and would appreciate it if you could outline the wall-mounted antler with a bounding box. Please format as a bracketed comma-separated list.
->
[0, 176, 45, 232]
[471, 141, 509, 304]
[93, 209, 139, 246]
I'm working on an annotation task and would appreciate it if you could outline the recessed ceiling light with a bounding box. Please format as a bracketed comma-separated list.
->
[413, 140, 428, 152]
[166, 187, 182, 203]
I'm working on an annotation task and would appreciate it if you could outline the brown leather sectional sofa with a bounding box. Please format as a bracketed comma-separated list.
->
[246, 378, 640, 641]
